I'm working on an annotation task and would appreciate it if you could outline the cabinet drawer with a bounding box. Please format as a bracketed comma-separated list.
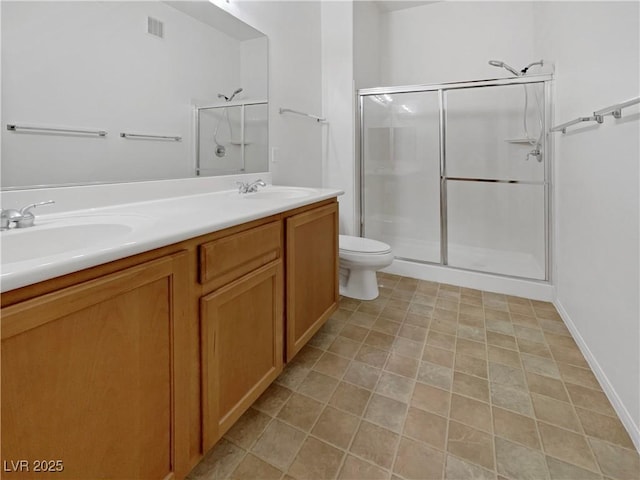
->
[199, 220, 281, 289]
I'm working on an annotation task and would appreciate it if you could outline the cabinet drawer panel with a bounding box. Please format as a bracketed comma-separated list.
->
[199, 220, 281, 289]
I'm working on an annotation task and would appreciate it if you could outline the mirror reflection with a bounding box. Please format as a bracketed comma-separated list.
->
[1, 1, 268, 189]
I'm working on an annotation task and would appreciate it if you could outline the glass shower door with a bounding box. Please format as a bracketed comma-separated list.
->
[361, 92, 441, 264]
[444, 83, 547, 279]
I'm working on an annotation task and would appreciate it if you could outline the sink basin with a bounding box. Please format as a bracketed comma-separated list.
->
[0, 214, 156, 265]
[237, 187, 315, 201]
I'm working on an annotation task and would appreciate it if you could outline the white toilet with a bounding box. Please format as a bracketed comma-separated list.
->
[339, 235, 394, 300]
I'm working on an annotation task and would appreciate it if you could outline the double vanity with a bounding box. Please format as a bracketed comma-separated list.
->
[0, 179, 342, 479]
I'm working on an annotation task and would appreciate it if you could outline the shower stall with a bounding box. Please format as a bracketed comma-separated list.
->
[359, 74, 552, 281]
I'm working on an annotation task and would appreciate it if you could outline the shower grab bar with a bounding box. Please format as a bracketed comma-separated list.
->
[120, 133, 182, 141]
[551, 96, 639, 134]
[6, 124, 107, 136]
[279, 108, 326, 123]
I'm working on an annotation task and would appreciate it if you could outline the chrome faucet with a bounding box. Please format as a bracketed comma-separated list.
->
[236, 179, 267, 194]
[1, 200, 55, 230]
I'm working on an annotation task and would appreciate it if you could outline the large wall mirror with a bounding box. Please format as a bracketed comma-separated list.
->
[1, 1, 268, 189]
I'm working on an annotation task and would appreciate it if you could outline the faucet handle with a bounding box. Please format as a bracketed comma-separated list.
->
[17, 200, 55, 228]
[236, 181, 249, 193]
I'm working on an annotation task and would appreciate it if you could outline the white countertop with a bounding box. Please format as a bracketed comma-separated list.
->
[0, 184, 342, 293]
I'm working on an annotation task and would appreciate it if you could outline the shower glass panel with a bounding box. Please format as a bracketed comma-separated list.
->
[444, 83, 546, 279]
[361, 92, 441, 263]
[447, 182, 546, 279]
[198, 105, 244, 175]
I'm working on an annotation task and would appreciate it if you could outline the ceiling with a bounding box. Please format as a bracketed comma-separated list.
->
[374, 1, 439, 13]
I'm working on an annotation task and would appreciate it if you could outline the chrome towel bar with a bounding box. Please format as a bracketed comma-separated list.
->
[551, 96, 639, 134]
[6, 124, 107, 136]
[279, 107, 326, 123]
[120, 133, 181, 141]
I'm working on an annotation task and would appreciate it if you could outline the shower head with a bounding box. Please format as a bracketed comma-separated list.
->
[217, 87, 243, 102]
[488, 60, 521, 77]
[521, 60, 544, 74]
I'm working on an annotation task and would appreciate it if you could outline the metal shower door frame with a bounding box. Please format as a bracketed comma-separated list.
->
[358, 74, 553, 282]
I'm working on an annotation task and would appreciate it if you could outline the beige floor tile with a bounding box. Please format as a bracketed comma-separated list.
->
[490, 383, 534, 417]
[588, 437, 640, 480]
[288, 437, 344, 480]
[427, 331, 457, 351]
[387, 298, 410, 311]
[375, 372, 414, 403]
[413, 292, 437, 306]
[453, 371, 490, 403]
[486, 318, 516, 336]
[340, 324, 370, 343]
[486, 331, 518, 350]
[447, 421, 495, 470]
[189, 438, 246, 480]
[556, 362, 601, 390]
[404, 312, 431, 328]
[338, 455, 389, 480]
[411, 382, 451, 417]
[340, 298, 361, 311]
[454, 352, 488, 379]
[431, 318, 459, 336]
[418, 361, 453, 390]
[253, 383, 293, 417]
[537, 422, 598, 472]
[543, 331, 577, 350]
[311, 407, 359, 450]
[517, 338, 553, 359]
[485, 308, 510, 322]
[403, 406, 448, 450]
[493, 406, 540, 450]
[521, 353, 561, 379]
[509, 303, 536, 317]
[385, 352, 419, 378]
[277, 363, 311, 390]
[495, 437, 550, 480]
[565, 383, 616, 417]
[331, 308, 356, 322]
[297, 371, 339, 403]
[449, 393, 492, 433]
[445, 454, 496, 480]
[290, 345, 325, 369]
[458, 302, 483, 317]
[355, 344, 389, 368]
[322, 317, 348, 337]
[350, 421, 399, 469]
[309, 332, 338, 350]
[344, 361, 381, 390]
[538, 320, 572, 338]
[372, 317, 402, 336]
[513, 324, 546, 344]
[531, 394, 582, 432]
[488, 345, 521, 368]
[364, 331, 396, 351]
[576, 408, 635, 449]
[349, 312, 378, 329]
[489, 362, 527, 390]
[456, 338, 487, 360]
[391, 337, 423, 359]
[408, 302, 433, 316]
[380, 306, 407, 323]
[225, 408, 272, 449]
[329, 382, 371, 416]
[525, 371, 569, 402]
[545, 456, 602, 480]
[313, 352, 351, 379]
[357, 302, 385, 317]
[435, 298, 459, 312]
[277, 393, 324, 431]
[251, 420, 306, 471]
[229, 454, 283, 480]
[548, 344, 589, 369]
[457, 324, 486, 342]
[394, 436, 445, 479]
[328, 336, 363, 359]
[398, 323, 428, 342]
[511, 313, 540, 328]
[365, 394, 408, 433]
[533, 308, 562, 322]
[424, 346, 455, 369]
[459, 313, 485, 328]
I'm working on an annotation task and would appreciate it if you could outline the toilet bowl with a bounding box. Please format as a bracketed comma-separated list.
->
[339, 235, 394, 300]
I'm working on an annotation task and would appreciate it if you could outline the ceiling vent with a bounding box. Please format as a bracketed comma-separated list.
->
[147, 17, 164, 39]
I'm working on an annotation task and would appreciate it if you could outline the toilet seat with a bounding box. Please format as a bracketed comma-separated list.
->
[339, 235, 391, 255]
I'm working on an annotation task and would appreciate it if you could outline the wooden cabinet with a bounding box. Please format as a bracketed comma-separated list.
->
[1, 253, 190, 480]
[285, 202, 339, 361]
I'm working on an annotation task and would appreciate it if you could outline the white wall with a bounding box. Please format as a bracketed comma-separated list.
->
[215, 1, 323, 188]
[534, 1, 640, 447]
[1, 1, 244, 187]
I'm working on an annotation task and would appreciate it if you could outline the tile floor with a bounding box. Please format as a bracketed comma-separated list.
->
[188, 273, 639, 480]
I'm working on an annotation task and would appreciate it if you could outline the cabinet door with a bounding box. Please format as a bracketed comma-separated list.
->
[1, 253, 189, 480]
[201, 261, 283, 451]
[285, 202, 339, 361]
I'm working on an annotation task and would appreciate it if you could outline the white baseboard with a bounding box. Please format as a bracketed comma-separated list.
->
[554, 299, 640, 453]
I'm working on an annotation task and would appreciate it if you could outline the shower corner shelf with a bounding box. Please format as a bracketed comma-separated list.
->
[505, 138, 535, 144]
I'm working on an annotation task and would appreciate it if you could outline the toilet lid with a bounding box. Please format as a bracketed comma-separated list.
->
[339, 235, 392, 254]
